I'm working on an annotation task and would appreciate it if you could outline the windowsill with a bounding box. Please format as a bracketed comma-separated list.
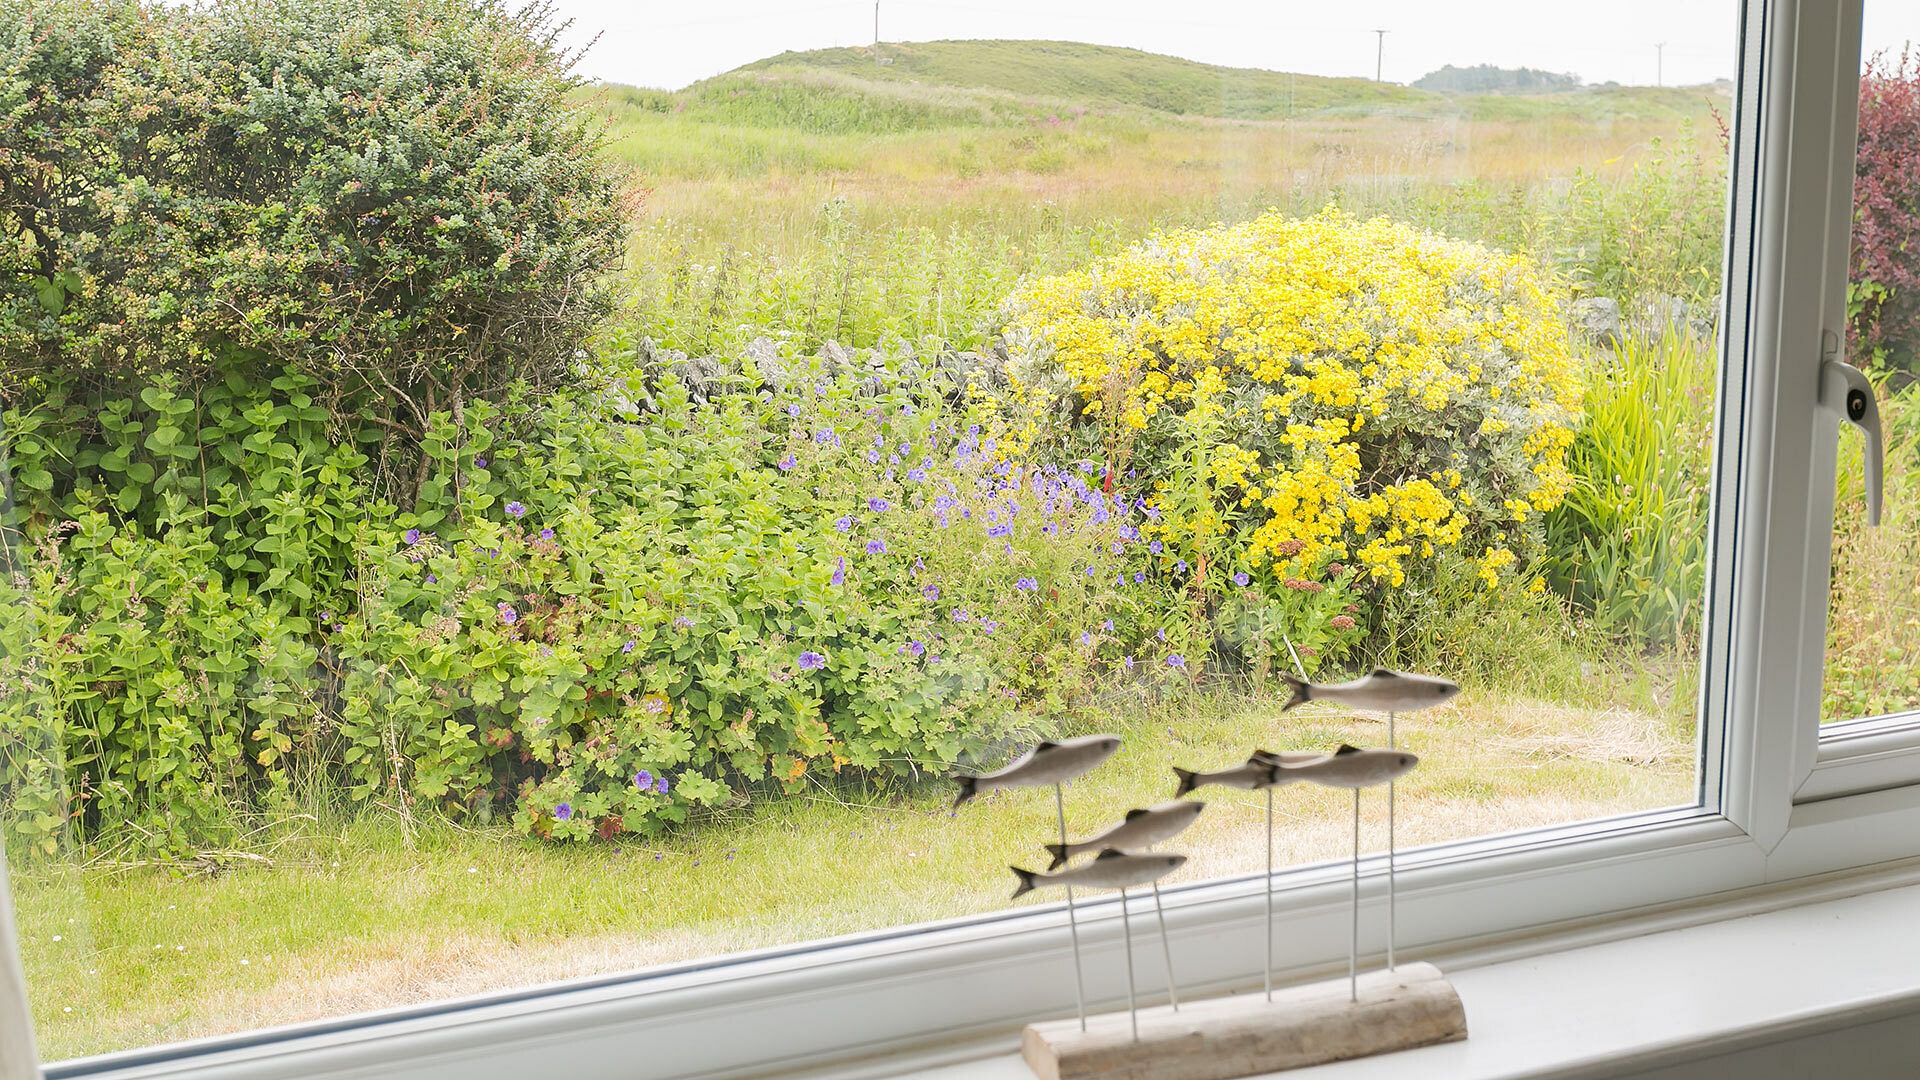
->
[878, 868, 1920, 1079]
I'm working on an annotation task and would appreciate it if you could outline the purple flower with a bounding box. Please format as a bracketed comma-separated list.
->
[1079, 630, 1093, 646]
[655, 776, 670, 795]
[868, 497, 890, 512]
[987, 523, 1012, 538]
[1123, 655, 1135, 671]
[540, 528, 555, 542]
[906, 640, 926, 657]
[981, 620, 1000, 635]
[907, 467, 928, 483]
[674, 615, 694, 629]
[1149, 540, 1163, 555]
[1133, 571, 1147, 584]
[831, 557, 846, 586]
[505, 501, 526, 518]
[1015, 577, 1039, 592]
[404, 528, 423, 547]
[1175, 560, 1189, 574]
[634, 769, 653, 789]
[866, 539, 887, 555]
[951, 607, 971, 623]
[835, 516, 854, 533]
[1118, 526, 1139, 541]
[425, 573, 438, 584]
[1157, 628, 1168, 642]
[554, 803, 573, 821]
[1102, 619, 1114, 632]
[786, 403, 802, 418]
[1167, 654, 1188, 669]
[623, 639, 637, 654]
[922, 584, 941, 601]
[798, 651, 827, 670]
[778, 454, 797, 471]
[474, 457, 489, 469]
[1086, 566, 1097, 578]
[498, 603, 518, 625]
[1233, 572, 1251, 587]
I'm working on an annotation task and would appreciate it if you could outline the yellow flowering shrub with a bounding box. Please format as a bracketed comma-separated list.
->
[1007, 208, 1582, 590]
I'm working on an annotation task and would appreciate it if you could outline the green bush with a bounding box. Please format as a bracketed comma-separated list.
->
[0, 0, 625, 450]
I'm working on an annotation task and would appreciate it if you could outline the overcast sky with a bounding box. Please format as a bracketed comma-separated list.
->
[551, 1, 1915, 92]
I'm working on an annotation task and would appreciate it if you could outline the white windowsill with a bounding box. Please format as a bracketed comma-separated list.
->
[883, 870, 1920, 1080]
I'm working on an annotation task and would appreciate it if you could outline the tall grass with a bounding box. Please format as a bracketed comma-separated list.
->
[1544, 330, 1717, 648]
[1825, 384, 1920, 719]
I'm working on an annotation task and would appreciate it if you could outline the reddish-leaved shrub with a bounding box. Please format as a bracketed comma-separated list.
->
[1851, 48, 1920, 376]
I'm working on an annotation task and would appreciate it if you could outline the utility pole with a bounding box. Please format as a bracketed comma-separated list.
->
[1374, 29, 1387, 83]
[874, 2, 880, 47]
[1655, 42, 1666, 87]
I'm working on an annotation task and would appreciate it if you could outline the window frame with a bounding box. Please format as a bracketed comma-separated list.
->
[6, 1, 1914, 1076]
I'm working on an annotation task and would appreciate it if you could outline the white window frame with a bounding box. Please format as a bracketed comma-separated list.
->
[5, 2, 1915, 1077]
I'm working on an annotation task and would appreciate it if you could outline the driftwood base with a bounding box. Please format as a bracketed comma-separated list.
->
[1020, 962, 1466, 1080]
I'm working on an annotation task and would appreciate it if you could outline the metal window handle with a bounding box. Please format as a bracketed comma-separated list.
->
[1820, 359, 1883, 526]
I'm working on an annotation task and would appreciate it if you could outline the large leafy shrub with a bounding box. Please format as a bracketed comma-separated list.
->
[0, 0, 625, 446]
[3, 345, 1256, 849]
[1006, 208, 1583, 599]
[1851, 49, 1920, 376]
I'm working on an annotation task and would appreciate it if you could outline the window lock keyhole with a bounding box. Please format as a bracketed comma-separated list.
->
[1847, 388, 1868, 424]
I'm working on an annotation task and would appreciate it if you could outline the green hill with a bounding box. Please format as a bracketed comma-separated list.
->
[602, 39, 1725, 135]
[734, 39, 1423, 121]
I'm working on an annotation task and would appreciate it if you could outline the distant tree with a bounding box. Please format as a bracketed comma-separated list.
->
[1850, 48, 1920, 376]
[1413, 64, 1582, 94]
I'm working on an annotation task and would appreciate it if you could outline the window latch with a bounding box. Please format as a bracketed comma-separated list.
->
[1819, 358, 1883, 527]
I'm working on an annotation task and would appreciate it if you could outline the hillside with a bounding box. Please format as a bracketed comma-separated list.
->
[735, 39, 1422, 121]
[605, 39, 1728, 135]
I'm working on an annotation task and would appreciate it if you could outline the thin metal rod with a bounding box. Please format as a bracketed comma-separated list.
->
[1056, 784, 1086, 1031]
[1121, 886, 1139, 1041]
[1149, 879, 1178, 1012]
[1264, 785, 1274, 1001]
[1350, 788, 1360, 1004]
[1388, 710, 1396, 971]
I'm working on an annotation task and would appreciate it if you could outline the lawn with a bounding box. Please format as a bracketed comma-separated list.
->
[12, 671, 1694, 1061]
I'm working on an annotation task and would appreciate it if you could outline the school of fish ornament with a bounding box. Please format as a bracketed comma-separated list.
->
[957, 667, 1459, 1063]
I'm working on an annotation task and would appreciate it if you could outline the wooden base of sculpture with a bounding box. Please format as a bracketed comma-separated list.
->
[1020, 962, 1465, 1080]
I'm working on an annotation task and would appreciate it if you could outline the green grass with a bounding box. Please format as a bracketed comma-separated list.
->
[13, 672, 1695, 1062]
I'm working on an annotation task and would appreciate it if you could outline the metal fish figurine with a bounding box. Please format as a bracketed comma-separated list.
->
[1172, 756, 1280, 797]
[952, 734, 1122, 808]
[1042, 800, 1206, 870]
[1010, 849, 1187, 899]
[1280, 668, 1461, 713]
[1269, 744, 1419, 788]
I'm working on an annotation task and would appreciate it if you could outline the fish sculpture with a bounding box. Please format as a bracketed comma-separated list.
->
[951, 733, 1122, 808]
[1172, 756, 1280, 798]
[1264, 744, 1419, 788]
[1279, 668, 1461, 713]
[1010, 849, 1187, 899]
[1042, 800, 1206, 870]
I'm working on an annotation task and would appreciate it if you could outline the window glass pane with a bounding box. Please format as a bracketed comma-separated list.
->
[2, 0, 1733, 1060]
[1824, 6, 1919, 724]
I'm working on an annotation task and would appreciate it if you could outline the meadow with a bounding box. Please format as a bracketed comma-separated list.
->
[6, 29, 1917, 1063]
